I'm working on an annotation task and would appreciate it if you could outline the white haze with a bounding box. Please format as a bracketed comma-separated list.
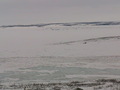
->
[0, 0, 120, 25]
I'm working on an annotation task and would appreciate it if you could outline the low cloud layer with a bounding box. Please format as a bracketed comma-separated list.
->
[0, 0, 120, 25]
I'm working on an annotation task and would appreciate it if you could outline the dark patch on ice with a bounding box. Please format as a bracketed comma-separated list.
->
[84, 36, 120, 42]
[53, 36, 120, 45]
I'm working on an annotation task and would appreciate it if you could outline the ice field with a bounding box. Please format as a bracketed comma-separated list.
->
[0, 22, 120, 85]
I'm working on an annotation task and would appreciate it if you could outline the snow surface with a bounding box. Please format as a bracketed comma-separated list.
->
[0, 22, 120, 85]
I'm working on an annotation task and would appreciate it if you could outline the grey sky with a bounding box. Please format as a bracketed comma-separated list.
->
[0, 0, 120, 25]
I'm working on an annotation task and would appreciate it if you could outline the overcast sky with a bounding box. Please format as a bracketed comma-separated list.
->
[0, 0, 120, 25]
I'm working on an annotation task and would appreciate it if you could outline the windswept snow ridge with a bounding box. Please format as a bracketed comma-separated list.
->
[1, 21, 120, 28]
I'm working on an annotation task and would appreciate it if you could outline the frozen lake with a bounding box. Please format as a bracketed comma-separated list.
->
[0, 22, 120, 84]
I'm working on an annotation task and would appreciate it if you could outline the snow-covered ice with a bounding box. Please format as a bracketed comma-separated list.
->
[0, 22, 120, 86]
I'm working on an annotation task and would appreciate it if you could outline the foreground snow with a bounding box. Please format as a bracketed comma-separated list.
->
[0, 79, 120, 90]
